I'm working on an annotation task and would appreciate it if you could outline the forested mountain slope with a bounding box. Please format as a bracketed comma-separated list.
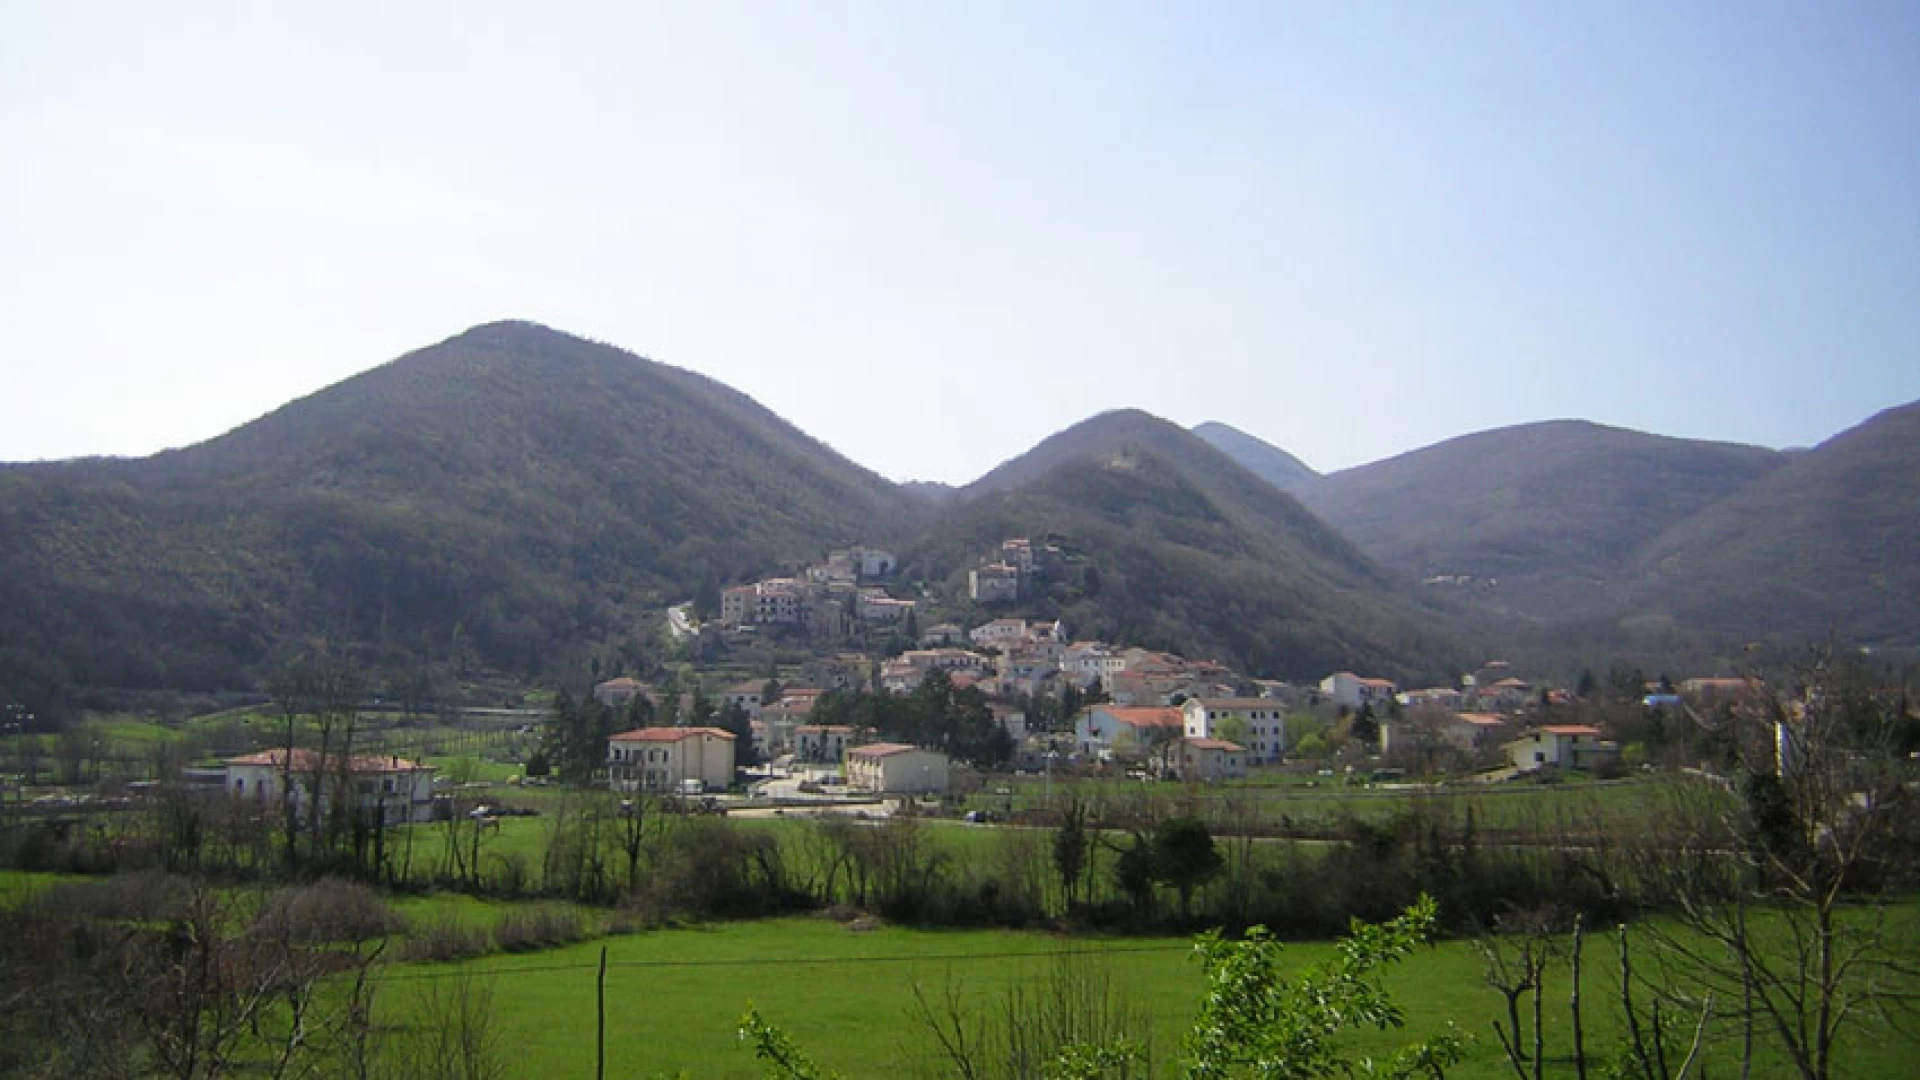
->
[0, 322, 922, 714]
[1300, 420, 1788, 621]
[1625, 399, 1920, 647]
[913, 411, 1469, 683]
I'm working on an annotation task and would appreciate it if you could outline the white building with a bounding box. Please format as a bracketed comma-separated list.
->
[1063, 643, 1128, 686]
[1506, 725, 1616, 772]
[794, 724, 857, 763]
[607, 727, 737, 793]
[223, 749, 437, 826]
[1073, 706, 1184, 761]
[846, 743, 950, 794]
[1320, 671, 1398, 711]
[1182, 698, 1288, 763]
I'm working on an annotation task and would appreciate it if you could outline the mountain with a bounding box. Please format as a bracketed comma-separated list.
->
[1300, 420, 1789, 622]
[1625, 400, 1920, 648]
[0, 322, 923, 715]
[1191, 422, 1322, 500]
[912, 411, 1469, 683]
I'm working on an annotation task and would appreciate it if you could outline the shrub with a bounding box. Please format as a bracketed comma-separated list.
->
[253, 877, 402, 944]
[493, 903, 587, 953]
[400, 914, 492, 964]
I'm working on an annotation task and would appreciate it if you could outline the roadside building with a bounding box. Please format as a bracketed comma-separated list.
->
[846, 743, 949, 794]
[223, 749, 437, 826]
[607, 727, 736, 794]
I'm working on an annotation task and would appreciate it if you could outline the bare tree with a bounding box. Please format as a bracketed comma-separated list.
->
[1627, 648, 1920, 1080]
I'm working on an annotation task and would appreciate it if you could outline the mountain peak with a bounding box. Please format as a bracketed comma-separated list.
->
[1191, 422, 1322, 500]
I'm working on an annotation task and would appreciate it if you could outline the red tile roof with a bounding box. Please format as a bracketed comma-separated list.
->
[1541, 725, 1602, 737]
[847, 742, 927, 760]
[225, 749, 431, 773]
[1095, 707, 1184, 729]
[1184, 737, 1245, 752]
[608, 726, 736, 742]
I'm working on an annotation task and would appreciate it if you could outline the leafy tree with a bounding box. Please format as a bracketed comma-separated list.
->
[717, 700, 756, 770]
[1349, 703, 1379, 750]
[1184, 894, 1463, 1079]
[1114, 833, 1156, 912]
[1575, 668, 1598, 700]
[1151, 816, 1223, 920]
[693, 574, 723, 623]
[1053, 799, 1090, 909]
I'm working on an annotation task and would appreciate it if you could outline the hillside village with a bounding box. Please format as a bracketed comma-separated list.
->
[574, 535, 1729, 800]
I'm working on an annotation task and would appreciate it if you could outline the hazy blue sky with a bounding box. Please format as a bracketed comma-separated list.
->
[4, 2, 1916, 482]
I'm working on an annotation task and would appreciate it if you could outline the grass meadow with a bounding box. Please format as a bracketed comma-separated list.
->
[376, 909, 1919, 1079]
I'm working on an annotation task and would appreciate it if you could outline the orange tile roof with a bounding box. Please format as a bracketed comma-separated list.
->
[609, 726, 736, 742]
[847, 742, 926, 759]
[1096, 707, 1184, 729]
[1184, 737, 1245, 752]
[225, 749, 431, 773]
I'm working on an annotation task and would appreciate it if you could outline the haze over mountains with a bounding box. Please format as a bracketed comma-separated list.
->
[3, 321, 1914, 718]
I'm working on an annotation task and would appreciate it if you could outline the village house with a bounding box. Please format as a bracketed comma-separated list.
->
[1074, 705, 1184, 761]
[1475, 677, 1535, 710]
[720, 680, 765, 719]
[1506, 724, 1616, 772]
[720, 578, 815, 630]
[1182, 698, 1288, 763]
[1172, 737, 1248, 782]
[794, 724, 857, 763]
[756, 690, 823, 754]
[593, 676, 649, 709]
[223, 749, 437, 826]
[1320, 671, 1398, 711]
[1397, 687, 1466, 711]
[846, 743, 950, 795]
[969, 563, 1021, 603]
[919, 622, 966, 647]
[988, 703, 1028, 743]
[1681, 676, 1755, 702]
[969, 618, 1032, 648]
[607, 727, 736, 794]
[1380, 711, 1510, 758]
[855, 591, 916, 625]
[1063, 642, 1128, 687]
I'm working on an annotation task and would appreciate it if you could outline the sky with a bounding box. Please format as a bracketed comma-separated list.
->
[3, 2, 1917, 483]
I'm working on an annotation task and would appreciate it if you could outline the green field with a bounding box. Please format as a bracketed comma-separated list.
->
[377, 913, 1918, 1079]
